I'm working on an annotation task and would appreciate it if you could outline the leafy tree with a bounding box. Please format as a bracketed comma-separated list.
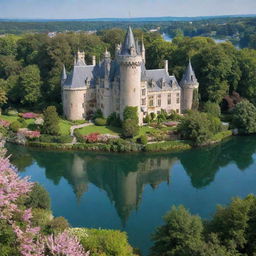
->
[232, 100, 256, 134]
[204, 101, 221, 117]
[0, 55, 22, 79]
[19, 65, 42, 106]
[151, 205, 204, 256]
[0, 35, 19, 56]
[42, 106, 60, 135]
[0, 89, 7, 114]
[178, 111, 213, 146]
[122, 107, 139, 138]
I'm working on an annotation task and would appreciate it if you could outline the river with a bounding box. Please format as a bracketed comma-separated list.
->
[7, 136, 256, 255]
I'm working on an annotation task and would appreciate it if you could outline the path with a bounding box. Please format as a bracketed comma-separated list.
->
[70, 122, 92, 144]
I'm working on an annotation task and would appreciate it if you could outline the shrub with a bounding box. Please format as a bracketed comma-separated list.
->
[204, 101, 221, 117]
[0, 119, 10, 127]
[39, 134, 54, 143]
[232, 100, 256, 134]
[6, 109, 18, 116]
[168, 110, 182, 121]
[42, 106, 60, 135]
[19, 130, 41, 139]
[45, 217, 70, 235]
[10, 121, 21, 132]
[70, 228, 137, 256]
[20, 112, 39, 119]
[93, 109, 103, 120]
[143, 114, 151, 124]
[150, 112, 156, 120]
[94, 117, 107, 126]
[53, 135, 72, 143]
[17, 117, 27, 128]
[137, 135, 148, 145]
[122, 119, 139, 138]
[123, 106, 139, 123]
[31, 208, 52, 228]
[145, 140, 191, 152]
[107, 112, 122, 127]
[84, 133, 100, 143]
[24, 183, 51, 210]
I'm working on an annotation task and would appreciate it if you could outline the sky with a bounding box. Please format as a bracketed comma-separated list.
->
[0, 0, 256, 19]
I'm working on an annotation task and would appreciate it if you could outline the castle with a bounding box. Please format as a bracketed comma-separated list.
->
[61, 27, 199, 124]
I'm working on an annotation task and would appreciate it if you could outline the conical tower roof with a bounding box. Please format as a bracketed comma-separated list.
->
[180, 60, 198, 87]
[121, 26, 136, 55]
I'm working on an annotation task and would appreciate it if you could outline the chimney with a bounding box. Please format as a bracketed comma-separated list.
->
[165, 60, 168, 73]
[92, 56, 96, 66]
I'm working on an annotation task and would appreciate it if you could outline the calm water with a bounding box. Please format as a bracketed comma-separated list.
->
[7, 136, 256, 255]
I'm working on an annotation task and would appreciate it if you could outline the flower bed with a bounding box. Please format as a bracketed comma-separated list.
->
[0, 119, 11, 127]
[20, 112, 39, 119]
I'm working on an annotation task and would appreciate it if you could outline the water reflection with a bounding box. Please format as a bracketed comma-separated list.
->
[7, 136, 256, 224]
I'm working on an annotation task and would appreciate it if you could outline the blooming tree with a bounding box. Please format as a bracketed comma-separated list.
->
[0, 137, 89, 256]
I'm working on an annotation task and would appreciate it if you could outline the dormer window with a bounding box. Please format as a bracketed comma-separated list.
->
[191, 75, 194, 82]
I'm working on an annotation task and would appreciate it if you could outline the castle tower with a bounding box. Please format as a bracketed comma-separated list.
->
[118, 26, 143, 123]
[180, 60, 199, 112]
[76, 50, 86, 65]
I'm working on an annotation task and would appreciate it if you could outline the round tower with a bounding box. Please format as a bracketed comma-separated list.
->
[180, 60, 199, 112]
[118, 26, 143, 122]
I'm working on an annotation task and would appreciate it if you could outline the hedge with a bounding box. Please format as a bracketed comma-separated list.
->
[145, 140, 191, 152]
[210, 130, 232, 143]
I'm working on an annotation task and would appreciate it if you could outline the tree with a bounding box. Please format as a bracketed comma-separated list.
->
[204, 101, 221, 117]
[232, 100, 256, 134]
[151, 205, 204, 256]
[19, 65, 42, 106]
[42, 106, 60, 135]
[0, 89, 7, 114]
[122, 107, 139, 138]
[178, 111, 213, 146]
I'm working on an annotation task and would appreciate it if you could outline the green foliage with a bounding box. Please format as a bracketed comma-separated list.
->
[151, 205, 204, 256]
[137, 135, 148, 145]
[9, 120, 21, 132]
[232, 100, 256, 134]
[17, 117, 27, 128]
[122, 107, 139, 138]
[6, 109, 18, 116]
[0, 89, 7, 107]
[107, 112, 122, 127]
[42, 106, 60, 135]
[31, 208, 52, 228]
[145, 140, 191, 152]
[93, 109, 103, 120]
[94, 117, 107, 126]
[0, 219, 19, 256]
[178, 111, 213, 146]
[45, 217, 70, 235]
[19, 65, 42, 106]
[70, 228, 137, 256]
[204, 101, 221, 117]
[24, 183, 51, 210]
[122, 119, 139, 138]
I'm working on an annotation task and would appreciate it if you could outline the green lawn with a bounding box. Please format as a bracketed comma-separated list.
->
[0, 115, 19, 122]
[59, 119, 73, 135]
[77, 125, 122, 136]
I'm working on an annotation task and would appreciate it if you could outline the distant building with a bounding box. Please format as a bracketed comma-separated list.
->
[61, 27, 199, 124]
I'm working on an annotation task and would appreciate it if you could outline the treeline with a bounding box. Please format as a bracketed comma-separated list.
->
[0, 17, 256, 49]
[0, 29, 256, 114]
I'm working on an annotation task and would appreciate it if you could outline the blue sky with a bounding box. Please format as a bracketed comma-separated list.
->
[0, 0, 255, 19]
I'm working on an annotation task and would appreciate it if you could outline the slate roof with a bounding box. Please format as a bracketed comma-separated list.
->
[121, 26, 137, 55]
[180, 60, 198, 87]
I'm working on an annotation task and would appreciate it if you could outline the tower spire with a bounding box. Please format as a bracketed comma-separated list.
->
[180, 59, 198, 87]
[61, 64, 67, 81]
[121, 26, 137, 56]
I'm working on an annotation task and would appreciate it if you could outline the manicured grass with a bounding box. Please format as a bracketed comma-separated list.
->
[0, 115, 19, 122]
[77, 125, 122, 136]
[59, 119, 73, 136]
[138, 126, 154, 137]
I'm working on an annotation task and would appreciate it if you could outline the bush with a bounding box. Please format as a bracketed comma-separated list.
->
[42, 106, 60, 135]
[107, 112, 122, 127]
[17, 117, 27, 128]
[9, 121, 21, 132]
[6, 109, 18, 116]
[150, 112, 156, 120]
[143, 114, 151, 124]
[94, 118, 107, 126]
[24, 183, 51, 210]
[70, 228, 137, 256]
[145, 140, 191, 152]
[123, 106, 139, 123]
[31, 208, 52, 228]
[232, 100, 256, 134]
[204, 101, 221, 117]
[137, 135, 148, 145]
[122, 119, 139, 138]
[53, 135, 72, 143]
[93, 109, 103, 120]
[45, 217, 70, 235]
[39, 134, 54, 143]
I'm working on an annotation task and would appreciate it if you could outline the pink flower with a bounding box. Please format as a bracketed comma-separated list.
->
[0, 119, 11, 127]
[21, 112, 39, 119]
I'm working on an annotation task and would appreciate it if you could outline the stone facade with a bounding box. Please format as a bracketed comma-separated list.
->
[62, 27, 199, 124]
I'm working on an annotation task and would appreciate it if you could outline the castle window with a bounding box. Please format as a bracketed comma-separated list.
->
[157, 95, 161, 107]
[142, 98, 146, 105]
[148, 96, 154, 107]
[176, 93, 180, 104]
[142, 89, 146, 96]
[168, 94, 171, 105]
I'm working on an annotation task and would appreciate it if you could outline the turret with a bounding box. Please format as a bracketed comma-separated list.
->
[118, 26, 143, 123]
[76, 50, 86, 66]
[180, 60, 199, 112]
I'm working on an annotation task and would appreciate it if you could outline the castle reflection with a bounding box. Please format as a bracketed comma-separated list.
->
[7, 136, 256, 224]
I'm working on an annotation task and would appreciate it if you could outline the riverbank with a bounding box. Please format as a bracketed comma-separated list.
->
[11, 130, 232, 153]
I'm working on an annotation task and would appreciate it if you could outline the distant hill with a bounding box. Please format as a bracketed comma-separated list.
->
[1, 14, 256, 23]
